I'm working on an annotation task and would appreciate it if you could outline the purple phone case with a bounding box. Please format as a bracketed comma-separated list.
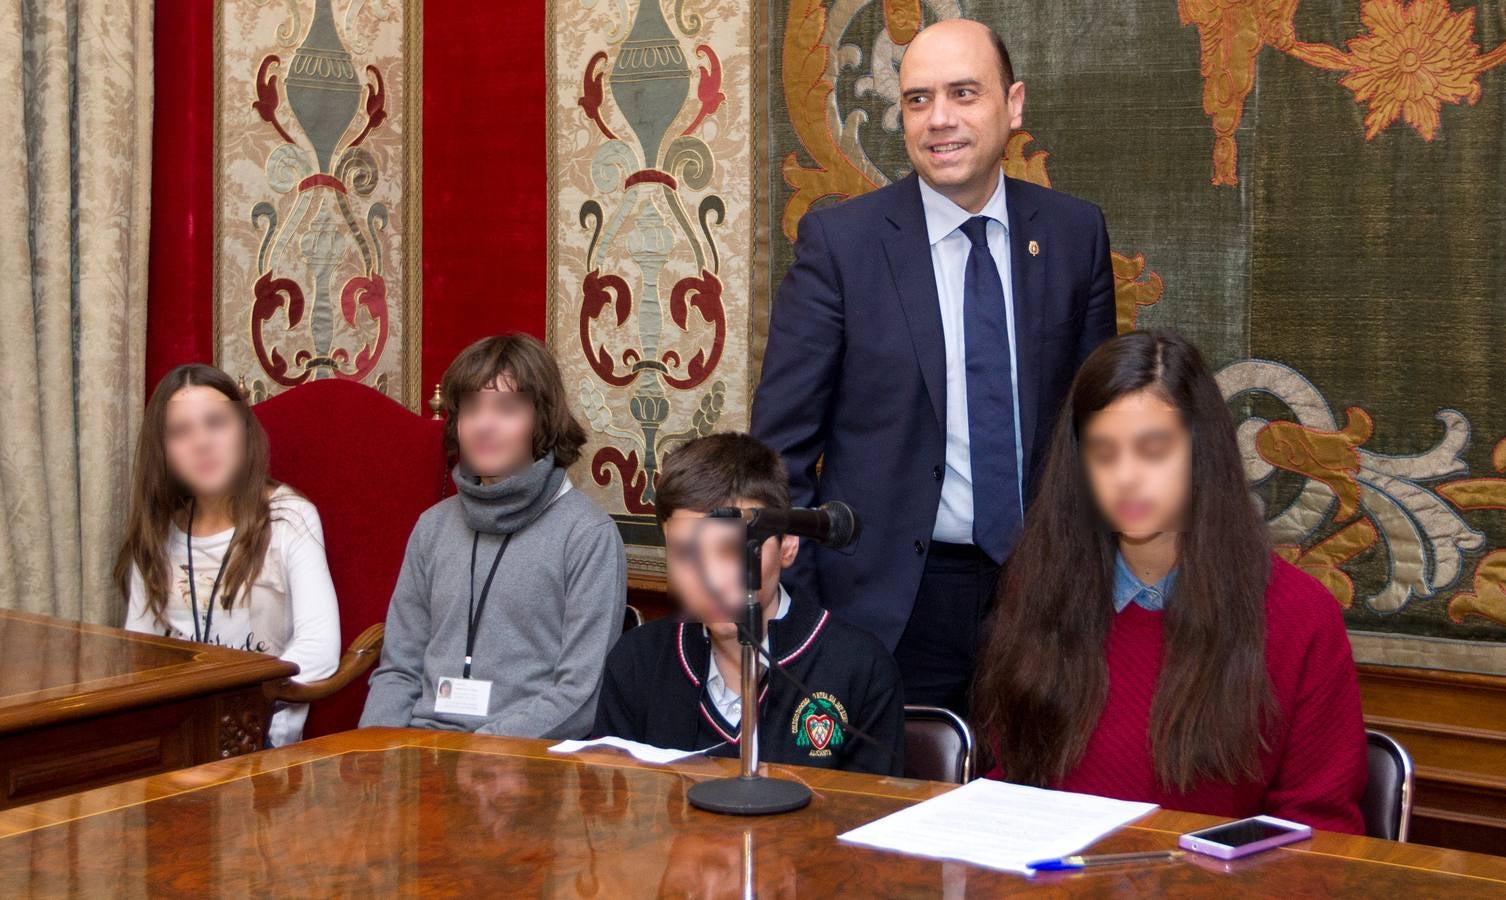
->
[1177, 816, 1313, 860]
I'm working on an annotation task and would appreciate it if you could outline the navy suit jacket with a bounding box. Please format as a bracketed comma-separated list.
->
[750, 173, 1116, 650]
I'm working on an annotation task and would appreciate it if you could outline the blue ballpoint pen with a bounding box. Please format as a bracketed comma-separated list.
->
[1027, 850, 1184, 872]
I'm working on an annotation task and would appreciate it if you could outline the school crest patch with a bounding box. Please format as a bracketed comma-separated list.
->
[791, 692, 849, 758]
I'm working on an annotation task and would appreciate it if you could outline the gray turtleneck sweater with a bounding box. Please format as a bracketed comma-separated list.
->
[359, 455, 627, 739]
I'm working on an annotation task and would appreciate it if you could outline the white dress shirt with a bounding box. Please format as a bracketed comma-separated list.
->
[705, 585, 791, 726]
[918, 175, 1026, 545]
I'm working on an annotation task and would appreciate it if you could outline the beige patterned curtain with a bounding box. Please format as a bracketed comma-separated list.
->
[0, 0, 152, 623]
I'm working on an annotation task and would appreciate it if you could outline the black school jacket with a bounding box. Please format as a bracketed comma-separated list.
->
[592, 592, 904, 776]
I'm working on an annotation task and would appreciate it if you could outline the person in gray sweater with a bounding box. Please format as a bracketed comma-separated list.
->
[360, 334, 626, 739]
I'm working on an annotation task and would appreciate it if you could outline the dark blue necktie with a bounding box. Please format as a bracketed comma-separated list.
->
[959, 215, 1021, 564]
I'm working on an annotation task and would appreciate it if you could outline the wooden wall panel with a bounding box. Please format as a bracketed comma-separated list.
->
[1358, 665, 1506, 855]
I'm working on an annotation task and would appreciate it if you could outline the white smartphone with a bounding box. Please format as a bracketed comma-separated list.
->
[1178, 815, 1313, 860]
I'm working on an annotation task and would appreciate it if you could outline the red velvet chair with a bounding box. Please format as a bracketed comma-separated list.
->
[253, 379, 449, 738]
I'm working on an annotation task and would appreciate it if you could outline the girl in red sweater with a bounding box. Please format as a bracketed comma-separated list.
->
[973, 329, 1367, 834]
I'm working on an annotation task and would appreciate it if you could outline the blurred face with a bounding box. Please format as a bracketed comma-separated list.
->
[899, 20, 1025, 213]
[454, 756, 531, 840]
[1080, 389, 1192, 541]
[457, 375, 536, 480]
[163, 385, 247, 498]
[663, 500, 799, 638]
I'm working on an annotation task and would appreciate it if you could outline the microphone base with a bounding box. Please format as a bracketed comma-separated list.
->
[687, 774, 812, 816]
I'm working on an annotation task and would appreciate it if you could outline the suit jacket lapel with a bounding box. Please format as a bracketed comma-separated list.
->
[1006, 177, 1045, 474]
[882, 173, 946, 432]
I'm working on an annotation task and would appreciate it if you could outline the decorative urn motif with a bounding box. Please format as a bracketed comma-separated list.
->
[284, 0, 361, 173]
[608, 0, 691, 169]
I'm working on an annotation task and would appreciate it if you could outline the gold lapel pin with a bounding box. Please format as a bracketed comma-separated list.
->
[1028, 240, 1040, 257]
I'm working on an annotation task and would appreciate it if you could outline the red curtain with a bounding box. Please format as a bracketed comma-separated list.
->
[146, 0, 214, 391]
[420, 4, 548, 396]
[145, 2, 549, 396]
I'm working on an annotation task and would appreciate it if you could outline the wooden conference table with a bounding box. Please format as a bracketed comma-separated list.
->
[0, 729, 1502, 896]
[0, 610, 298, 810]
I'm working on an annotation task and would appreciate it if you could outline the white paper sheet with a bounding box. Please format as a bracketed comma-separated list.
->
[548, 736, 702, 765]
[838, 779, 1158, 875]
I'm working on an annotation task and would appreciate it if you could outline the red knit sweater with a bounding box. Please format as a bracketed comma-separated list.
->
[990, 555, 1368, 834]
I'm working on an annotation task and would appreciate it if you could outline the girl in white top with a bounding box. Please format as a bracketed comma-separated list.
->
[116, 364, 340, 747]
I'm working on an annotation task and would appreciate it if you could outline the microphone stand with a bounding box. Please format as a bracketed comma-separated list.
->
[687, 520, 812, 815]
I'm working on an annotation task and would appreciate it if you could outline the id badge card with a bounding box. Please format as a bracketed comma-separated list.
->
[433, 676, 493, 717]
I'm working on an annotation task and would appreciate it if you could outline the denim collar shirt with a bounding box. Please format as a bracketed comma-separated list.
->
[1113, 551, 1178, 613]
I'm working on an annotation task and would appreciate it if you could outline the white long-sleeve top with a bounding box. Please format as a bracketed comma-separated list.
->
[125, 485, 341, 746]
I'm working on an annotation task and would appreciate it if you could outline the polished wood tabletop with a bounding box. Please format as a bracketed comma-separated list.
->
[0, 728, 1502, 897]
[0, 609, 298, 809]
[0, 609, 297, 733]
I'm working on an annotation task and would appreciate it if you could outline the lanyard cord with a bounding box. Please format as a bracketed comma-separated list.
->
[185, 498, 232, 644]
[465, 531, 512, 678]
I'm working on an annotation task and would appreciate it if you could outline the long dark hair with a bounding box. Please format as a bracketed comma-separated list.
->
[114, 364, 279, 622]
[972, 329, 1274, 792]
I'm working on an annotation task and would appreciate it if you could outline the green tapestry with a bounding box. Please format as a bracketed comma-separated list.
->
[762, 0, 1506, 672]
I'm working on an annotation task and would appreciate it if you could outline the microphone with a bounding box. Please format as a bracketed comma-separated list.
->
[731, 502, 861, 549]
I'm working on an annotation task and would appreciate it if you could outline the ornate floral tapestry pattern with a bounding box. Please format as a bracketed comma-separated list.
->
[215, 0, 421, 407]
[550, 0, 750, 576]
[1181, 0, 1506, 185]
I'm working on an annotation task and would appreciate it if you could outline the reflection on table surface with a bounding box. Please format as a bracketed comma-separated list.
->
[0, 609, 293, 720]
[1, 728, 1503, 897]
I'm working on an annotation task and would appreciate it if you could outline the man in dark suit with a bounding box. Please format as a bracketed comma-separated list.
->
[751, 19, 1115, 713]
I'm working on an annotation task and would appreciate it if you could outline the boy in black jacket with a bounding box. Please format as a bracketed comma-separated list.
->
[593, 433, 904, 775]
